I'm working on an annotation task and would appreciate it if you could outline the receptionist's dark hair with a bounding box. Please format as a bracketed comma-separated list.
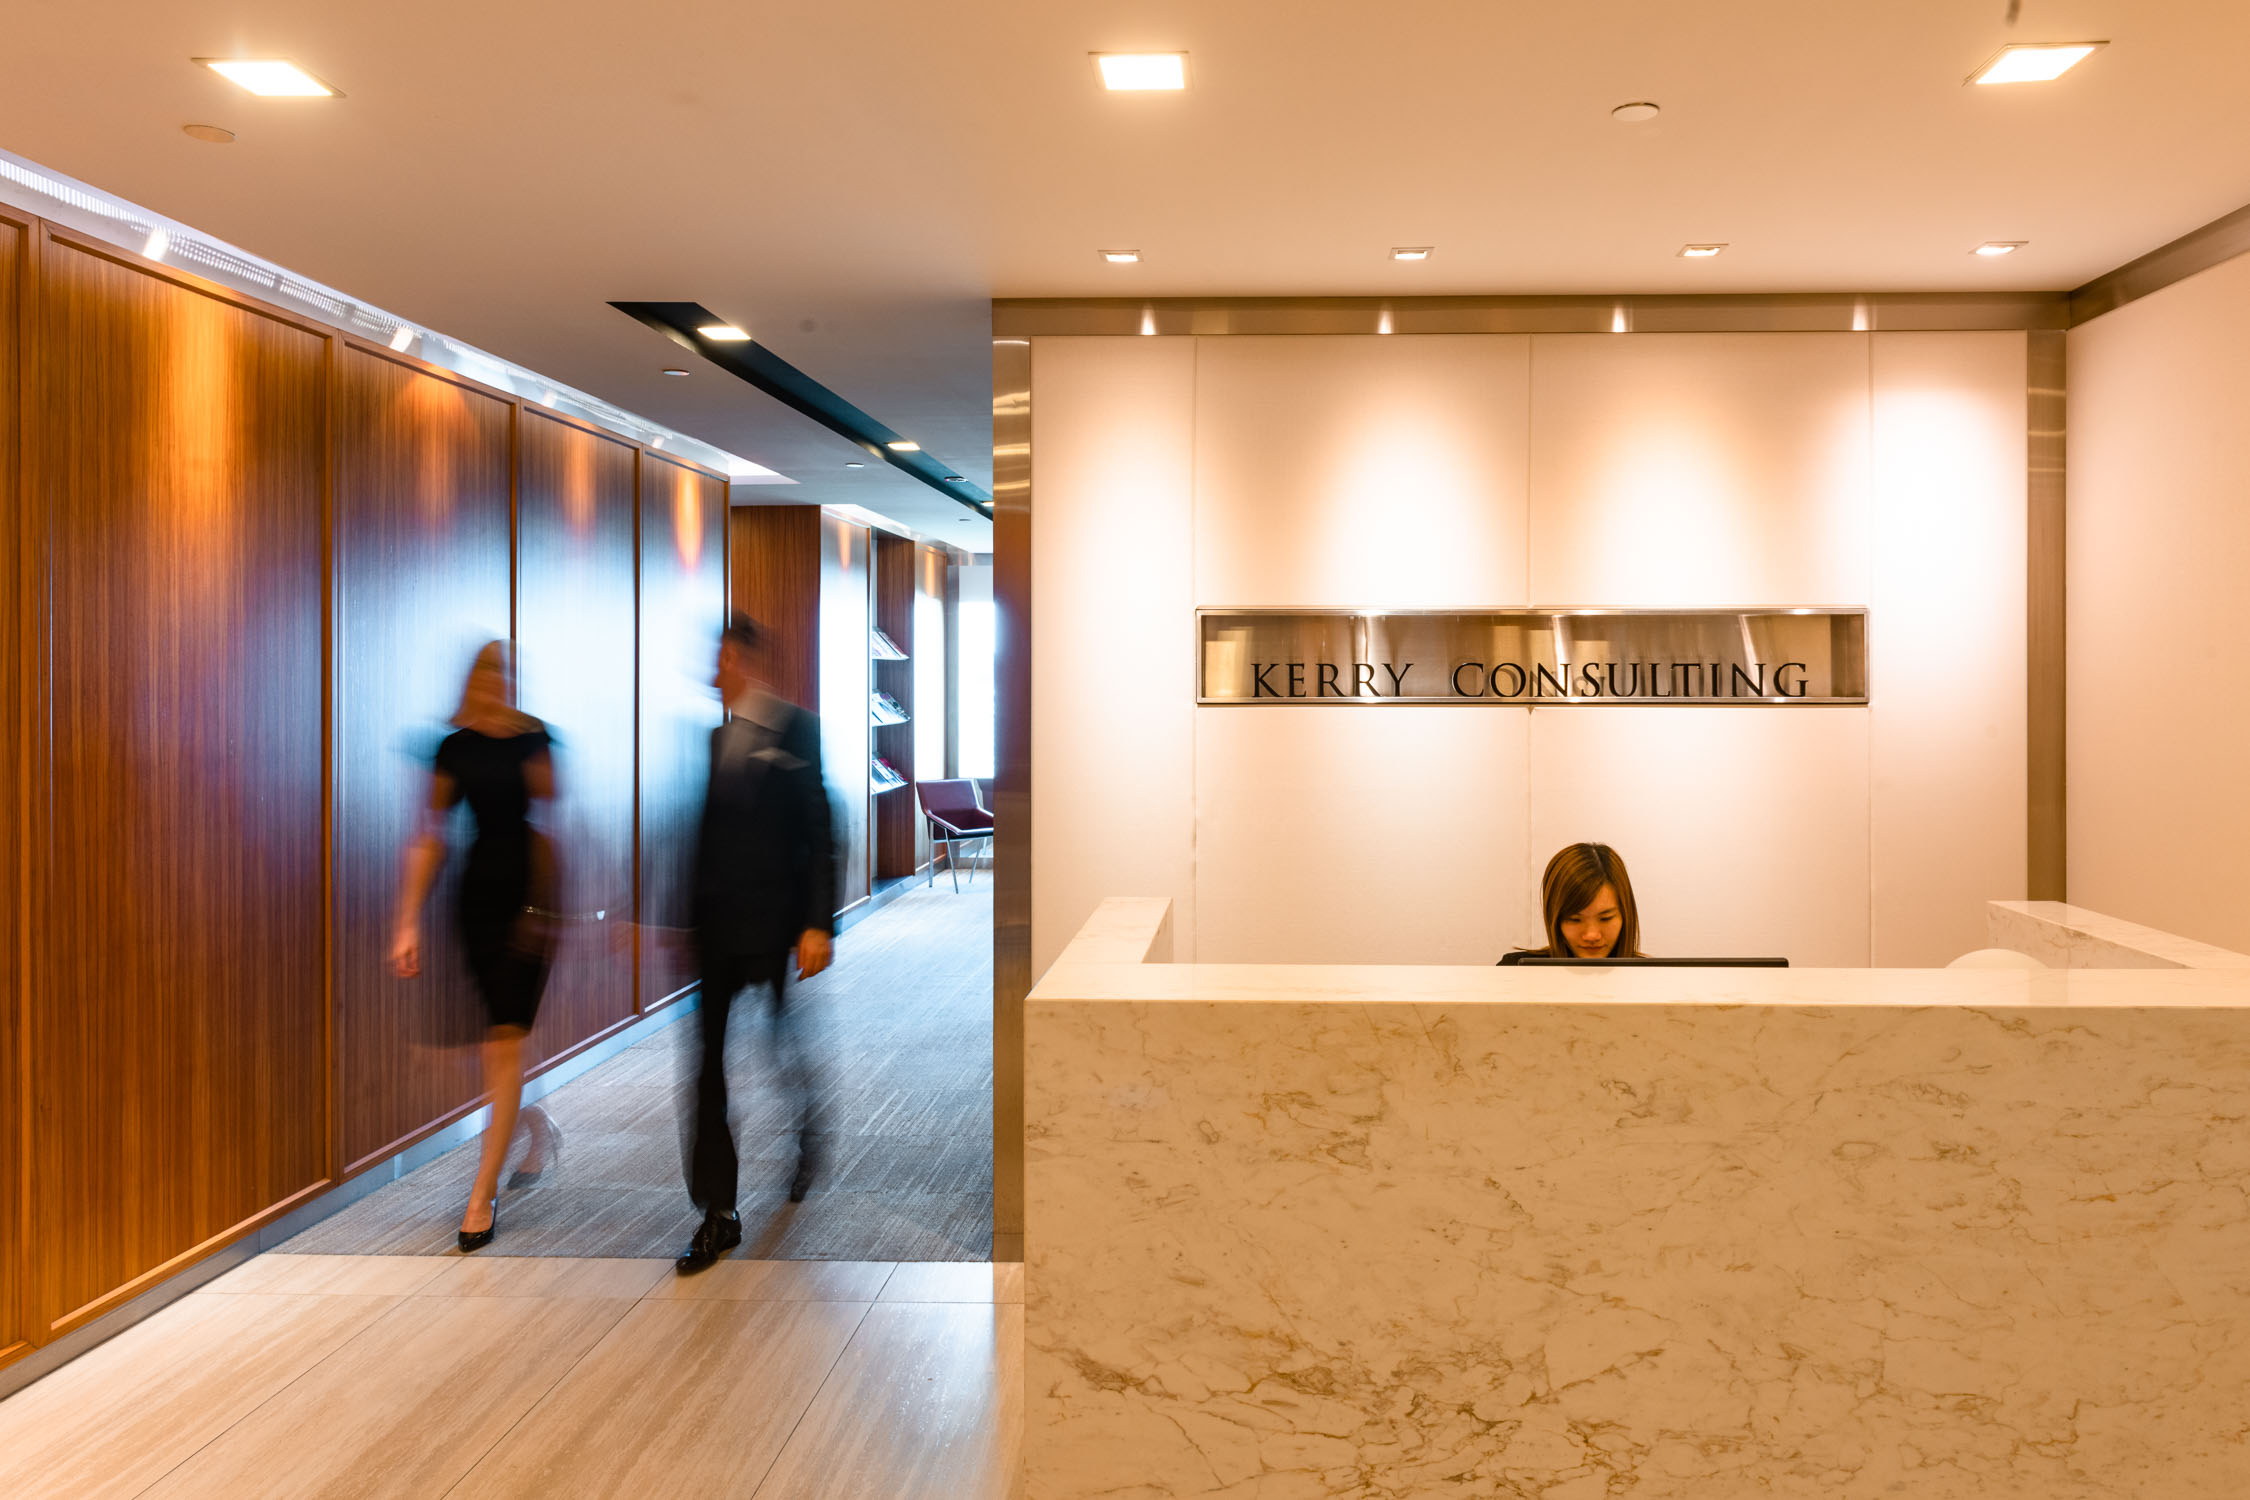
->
[1537, 842, 1642, 958]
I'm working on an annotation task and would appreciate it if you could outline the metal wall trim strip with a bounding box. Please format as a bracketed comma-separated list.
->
[990, 338, 1031, 1259]
[2027, 330, 2068, 898]
[2068, 201, 2250, 326]
[993, 292, 2068, 339]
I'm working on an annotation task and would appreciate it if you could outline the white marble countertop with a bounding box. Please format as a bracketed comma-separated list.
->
[1034, 953, 2250, 1010]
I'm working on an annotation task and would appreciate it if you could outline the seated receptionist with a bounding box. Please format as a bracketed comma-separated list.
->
[1518, 842, 1644, 960]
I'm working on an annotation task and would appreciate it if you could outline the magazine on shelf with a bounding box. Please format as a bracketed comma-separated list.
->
[870, 690, 909, 726]
[871, 629, 908, 661]
[871, 756, 908, 791]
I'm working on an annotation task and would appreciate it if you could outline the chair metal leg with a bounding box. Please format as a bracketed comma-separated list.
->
[949, 837, 962, 893]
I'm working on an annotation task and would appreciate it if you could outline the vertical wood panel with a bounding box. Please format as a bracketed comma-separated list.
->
[516, 412, 637, 1064]
[638, 455, 725, 1009]
[727, 505, 820, 710]
[33, 238, 326, 1335]
[331, 348, 513, 1170]
[0, 213, 24, 1363]
[822, 516, 873, 912]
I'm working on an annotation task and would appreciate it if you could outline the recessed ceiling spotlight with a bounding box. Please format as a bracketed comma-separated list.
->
[1101, 249, 1142, 264]
[661, 366, 689, 376]
[886, 440, 920, 452]
[1678, 243, 1727, 258]
[1611, 101, 1661, 122]
[845, 462, 865, 469]
[1391, 247, 1433, 262]
[944, 475, 966, 482]
[1094, 52, 1187, 91]
[182, 123, 236, 143]
[696, 323, 751, 342]
[1973, 241, 2027, 257]
[196, 58, 340, 97]
[1967, 42, 2106, 85]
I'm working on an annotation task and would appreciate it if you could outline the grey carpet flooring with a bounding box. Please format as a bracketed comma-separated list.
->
[281, 886, 995, 1261]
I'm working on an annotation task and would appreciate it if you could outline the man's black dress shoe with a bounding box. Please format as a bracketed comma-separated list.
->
[675, 1210, 742, 1274]
[788, 1134, 823, 1203]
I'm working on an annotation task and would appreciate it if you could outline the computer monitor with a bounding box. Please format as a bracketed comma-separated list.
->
[1497, 953, 1789, 968]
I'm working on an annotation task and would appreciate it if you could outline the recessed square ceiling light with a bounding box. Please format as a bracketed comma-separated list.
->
[1678, 243, 1727, 258]
[1094, 53, 1187, 91]
[1390, 247, 1433, 261]
[197, 58, 340, 97]
[1967, 42, 2105, 85]
[887, 440, 920, 452]
[1973, 241, 2027, 256]
[697, 323, 751, 341]
[1101, 249, 1142, 264]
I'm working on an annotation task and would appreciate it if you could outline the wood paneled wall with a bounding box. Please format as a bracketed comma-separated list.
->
[330, 349, 512, 1172]
[33, 238, 329, 1337]
[639, 456, 726, 1009]
[0, 214, 730, 1370]
[2, 210, 26, 1365]
[727, 505, 822, 711]
[516, 413, 639, 1068]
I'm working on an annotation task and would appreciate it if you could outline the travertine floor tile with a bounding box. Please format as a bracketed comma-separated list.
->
[751, 1302, 1024, 1500]
[138, 1294, 635, 1499]
[650, 1258, 896, 1303]
[452, 1297, 871, 1498]
[197, 1252, 450, 1297]
[0, 1291, 400, 1500]
[881, 1261, 1025, 1304]
[418, 1254, 669, 1300]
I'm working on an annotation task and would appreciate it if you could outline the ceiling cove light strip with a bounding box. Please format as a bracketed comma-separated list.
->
[611, 300, 994, 514]
[0, 145, 780, 482]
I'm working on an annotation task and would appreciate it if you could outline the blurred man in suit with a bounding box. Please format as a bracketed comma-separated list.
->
[677, 613, 837, 1274]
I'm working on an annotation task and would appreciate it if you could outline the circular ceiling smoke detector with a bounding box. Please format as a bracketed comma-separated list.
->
[182, 123, 237, 143]
[1610, 101, 1661, 123]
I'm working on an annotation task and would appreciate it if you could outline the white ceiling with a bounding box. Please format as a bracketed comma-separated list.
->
[4, 0, 2247, 546]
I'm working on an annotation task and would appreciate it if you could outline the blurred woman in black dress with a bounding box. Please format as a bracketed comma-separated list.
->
[389, 641, 561, 1250]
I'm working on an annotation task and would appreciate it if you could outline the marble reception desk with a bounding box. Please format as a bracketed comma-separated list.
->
[1025, 900, 2250, 1499]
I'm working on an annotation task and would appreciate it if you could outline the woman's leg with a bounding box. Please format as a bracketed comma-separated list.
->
[465, 1025, 527, 1232]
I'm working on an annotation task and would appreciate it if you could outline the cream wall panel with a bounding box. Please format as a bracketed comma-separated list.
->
[1869, 331, 2029, 966]
[1030, 337, 1199, 976]
[1528, 333, 1873, 606]
[1527, 709, 1873, 966]
[1192, 335, 1530, 607]
[1194, 708, 1531, 964]
[2068, 256, 2250, 952]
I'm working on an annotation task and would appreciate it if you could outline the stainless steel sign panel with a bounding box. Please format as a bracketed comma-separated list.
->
[1197, 609, 1868, 705]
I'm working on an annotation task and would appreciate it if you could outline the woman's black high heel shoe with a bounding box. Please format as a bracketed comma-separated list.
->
[458, 1197, 497, 1253]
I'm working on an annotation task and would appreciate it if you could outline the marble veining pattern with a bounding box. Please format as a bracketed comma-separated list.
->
[1027, 963, 2250, 1496]
[1989, 898, 2250, 971]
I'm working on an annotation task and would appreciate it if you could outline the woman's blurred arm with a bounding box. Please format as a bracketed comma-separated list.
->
[390, 772, 456, 978]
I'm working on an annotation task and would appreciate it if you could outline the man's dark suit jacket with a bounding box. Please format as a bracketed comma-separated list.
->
[690, 699, 837, 960]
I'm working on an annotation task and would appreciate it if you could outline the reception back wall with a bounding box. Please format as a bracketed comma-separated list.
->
[1027, 329, 2030, 974]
